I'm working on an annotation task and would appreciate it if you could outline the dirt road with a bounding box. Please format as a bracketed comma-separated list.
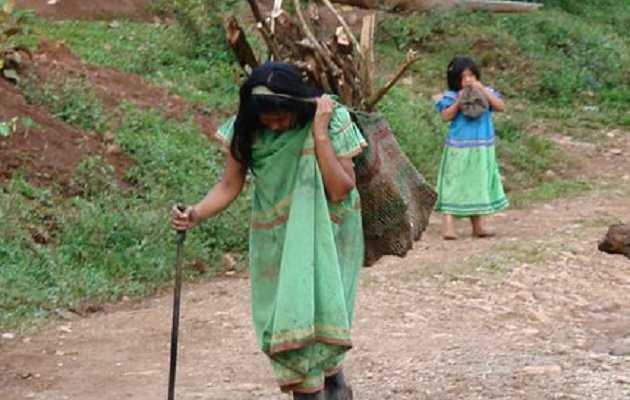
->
[2, 132, 630, 399]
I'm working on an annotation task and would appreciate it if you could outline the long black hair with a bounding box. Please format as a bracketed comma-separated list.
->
[446, 56, 481, 91]
[231, 62, 323, 172]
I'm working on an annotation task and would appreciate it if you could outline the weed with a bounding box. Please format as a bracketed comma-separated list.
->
[34, 19, 238, 111]
[150, 0, 238, 60]
[69, 155, 118, 198]
[21, 72, 108, 132]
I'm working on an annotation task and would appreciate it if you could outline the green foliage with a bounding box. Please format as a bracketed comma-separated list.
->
[494, 117, 573, 190]
[500, 11, 630, 107]
[378, 86, 444, 185]
[544, 0, 630, 29]
[0, 0, 35, 83]
[69, 155, 118, 198]
[21, 73, 108, 132]
[0, 116, 35, 137]
[0, 116, 17, 136]
[376, 6, 630, 109]
[150, 0, 238, 60]
[34, 20, 238, 111]
[113, 104, 250, 255]
[0, 105, 252, 331]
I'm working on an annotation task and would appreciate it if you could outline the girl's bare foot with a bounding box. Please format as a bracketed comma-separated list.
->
[442, 214, 458, 240]
[443, 231, 459, 240]
[472, 230, 495, 238]
[470, 215, 495, 238]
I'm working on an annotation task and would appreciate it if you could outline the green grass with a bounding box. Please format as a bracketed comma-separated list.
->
[2, 0, 630, 332]
[0, 105, 250, 333]
[32, 19, 238, 111]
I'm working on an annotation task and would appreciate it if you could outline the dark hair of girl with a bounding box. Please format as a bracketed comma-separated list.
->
[231, 62, 323, 173]
[446, 56, 481, 91]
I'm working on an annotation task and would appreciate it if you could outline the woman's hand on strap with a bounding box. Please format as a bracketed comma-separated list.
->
[312, 95, 334, 139]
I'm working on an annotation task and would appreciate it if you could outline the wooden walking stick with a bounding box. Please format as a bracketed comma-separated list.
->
[167, 205, 187, 400]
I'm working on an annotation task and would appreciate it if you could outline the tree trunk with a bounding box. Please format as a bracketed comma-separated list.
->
[333, 0, 542, 13]
[330, 0, 380, 8]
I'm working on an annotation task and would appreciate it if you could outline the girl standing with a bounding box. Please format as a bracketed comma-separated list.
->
[434, 56, 509, 240]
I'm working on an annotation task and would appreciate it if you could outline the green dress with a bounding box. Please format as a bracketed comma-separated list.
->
[215, 106, 367, 392]
[434, 89, 509, 216]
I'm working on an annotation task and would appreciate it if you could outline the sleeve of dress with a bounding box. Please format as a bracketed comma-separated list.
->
[435, 91, 457, 113]
[327, 106, 368, 158]
[212, 115, 236, 149]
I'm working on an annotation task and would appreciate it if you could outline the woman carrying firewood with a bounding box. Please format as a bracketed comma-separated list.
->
[171, 61, 365, 400]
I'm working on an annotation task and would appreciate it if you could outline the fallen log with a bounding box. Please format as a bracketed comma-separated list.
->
[332, 0, 543, 13]
[457, 1, 543, 13]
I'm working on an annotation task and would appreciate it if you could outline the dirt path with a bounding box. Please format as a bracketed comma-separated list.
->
[1, 132, 629, 400]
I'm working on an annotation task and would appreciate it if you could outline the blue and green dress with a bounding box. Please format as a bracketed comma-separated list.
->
[434, 89, 509, 216]
[215, 106, 367, 393]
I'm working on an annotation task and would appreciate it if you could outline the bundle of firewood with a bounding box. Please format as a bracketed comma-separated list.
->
[224, 0, 419, 112]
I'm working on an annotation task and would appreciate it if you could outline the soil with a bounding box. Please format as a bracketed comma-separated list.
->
[19, 0, 156, 21]
[2, 2, 630, 400]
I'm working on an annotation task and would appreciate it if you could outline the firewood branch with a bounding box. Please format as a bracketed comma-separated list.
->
[365, 49, 420, 111]
[292, 0, 342, 81]
[319, 0, 364, 61]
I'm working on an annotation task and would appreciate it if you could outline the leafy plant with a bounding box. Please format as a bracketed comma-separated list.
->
[0, 116, 35, 137]
[21, 73, 108, 132]
[69, 155, 118, 198]
[151, 0, 238, 60]
[0, 116, 17, 136]
[0, 0, 34, 83]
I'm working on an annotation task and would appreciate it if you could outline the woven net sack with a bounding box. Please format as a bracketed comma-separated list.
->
[353, 112, 438, 266]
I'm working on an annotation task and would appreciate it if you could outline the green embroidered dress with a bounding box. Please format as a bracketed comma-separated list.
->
[216, 106, 367, 392]
[434, 89, 509, 216]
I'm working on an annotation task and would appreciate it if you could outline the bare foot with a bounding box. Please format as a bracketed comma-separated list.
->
[442, 214, 458, 240]
[442, 229, 459, 240]
[470, 216, 495, 238]
[473, 230, 495, 238]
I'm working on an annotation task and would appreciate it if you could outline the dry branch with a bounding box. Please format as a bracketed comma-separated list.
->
[359, 14, 376, 101]
[319, 0, 364, 61]
[365, 49, 420, 111]
[224, 14, 259, 72]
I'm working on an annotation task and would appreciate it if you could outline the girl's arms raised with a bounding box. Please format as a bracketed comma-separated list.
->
[440, 96, 462, 122]
[471, 81, 505, 112]
[441, 82, 505, 122]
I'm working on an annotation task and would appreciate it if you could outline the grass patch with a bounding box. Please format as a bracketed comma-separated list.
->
[33, 19, 238, 111]
[20, 72, 108, 133]
[0, 105, 251, 333]
[3, 0, 630, 332]
[509, 180, 592, 208]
